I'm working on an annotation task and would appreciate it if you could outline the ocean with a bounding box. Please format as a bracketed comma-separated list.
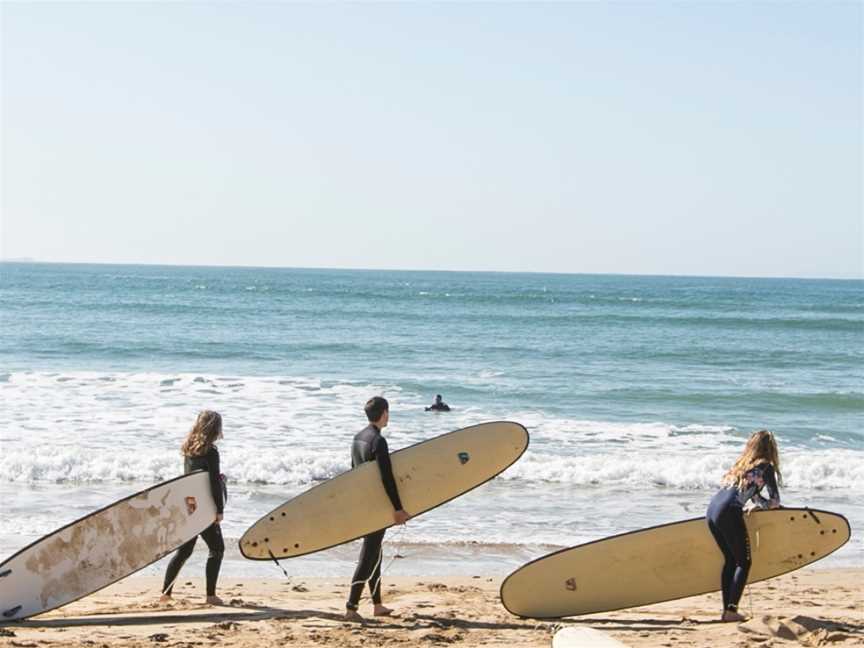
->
[1, 262, 861, 580]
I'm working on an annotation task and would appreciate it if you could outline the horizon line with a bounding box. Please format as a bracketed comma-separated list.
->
[1, 258, 862, 282]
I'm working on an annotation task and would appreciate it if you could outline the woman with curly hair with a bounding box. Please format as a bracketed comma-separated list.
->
[160, 410, 226, 605]
[707, 429, 782, 622]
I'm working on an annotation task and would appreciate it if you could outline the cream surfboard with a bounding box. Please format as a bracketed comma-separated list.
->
[240, 421, 529, 559]
[552, 627, 630, 648]
[501, 507, 850, 618]
[0, 471, 217, 621]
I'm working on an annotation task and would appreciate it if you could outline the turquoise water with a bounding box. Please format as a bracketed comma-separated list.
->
[1, 262, 861, 575]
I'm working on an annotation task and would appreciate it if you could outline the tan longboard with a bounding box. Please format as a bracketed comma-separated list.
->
[501, 507, 850, 618]
[240, 421, 529, 559]
[0, 471, 217, 621]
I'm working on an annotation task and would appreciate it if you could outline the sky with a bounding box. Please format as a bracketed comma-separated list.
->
[1, 2, 861, 278]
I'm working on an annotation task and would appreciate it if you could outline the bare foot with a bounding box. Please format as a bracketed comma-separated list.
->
[373, 604, 395, 617]
[206, 596, 225, 606]
[344, 609, 364, 622]
[721, 609, 747, 622]
[159, 594, 173, 604]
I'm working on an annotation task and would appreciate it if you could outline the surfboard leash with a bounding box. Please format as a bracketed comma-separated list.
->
[266, 546, 292, 584]
[352, 524, 408, 604]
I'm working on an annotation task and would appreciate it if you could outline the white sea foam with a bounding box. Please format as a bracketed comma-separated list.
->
[1, 371, 861, 496]
[2, 438, 861, 493]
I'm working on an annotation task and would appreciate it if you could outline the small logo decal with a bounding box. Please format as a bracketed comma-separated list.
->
[458, 452, 470, 465]
[185, 496, 198, 515]
[565, 578, 577, 592]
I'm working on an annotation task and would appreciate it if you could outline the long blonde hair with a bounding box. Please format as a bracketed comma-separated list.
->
[723, 429, 782, 489]
[181, 410, 223, 457]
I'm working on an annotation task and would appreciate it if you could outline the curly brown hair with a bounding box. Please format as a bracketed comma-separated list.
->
[180, 410, 223, 457]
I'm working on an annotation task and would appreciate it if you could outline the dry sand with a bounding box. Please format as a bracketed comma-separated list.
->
[1, 568, 861, 647]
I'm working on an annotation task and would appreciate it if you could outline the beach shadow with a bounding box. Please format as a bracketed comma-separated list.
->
[789, 615, 864, 636]
[6, 605, 347, 629]
[553, 617, 702, 633]
[409, 612, 551, 632]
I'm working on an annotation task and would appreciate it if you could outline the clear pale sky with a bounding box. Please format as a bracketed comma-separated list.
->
[1, 2, 861, 278]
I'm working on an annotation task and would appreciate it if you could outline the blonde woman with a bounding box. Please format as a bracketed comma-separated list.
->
[160, 410, 226, 605]
[707, 430, 782, 622]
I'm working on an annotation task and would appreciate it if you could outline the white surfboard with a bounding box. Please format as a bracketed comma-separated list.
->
[552, 627, 630, 648]
[240, 421, 529, 559]
[0, 471, 217, 621]
[501, 507, 850, 618]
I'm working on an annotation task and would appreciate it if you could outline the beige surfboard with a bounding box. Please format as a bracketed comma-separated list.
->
[0, 471, 217, 621]
[501, 507, 850, 618]
[552, 627, 630, 648]
[240, 421, 529, 559]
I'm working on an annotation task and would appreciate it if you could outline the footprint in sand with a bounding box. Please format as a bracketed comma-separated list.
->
[212, 621, 241, 631]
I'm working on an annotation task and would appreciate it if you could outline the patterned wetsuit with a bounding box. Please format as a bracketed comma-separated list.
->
[706, 462, 780, 611]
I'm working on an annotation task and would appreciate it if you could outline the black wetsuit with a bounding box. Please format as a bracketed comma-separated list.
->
[162, 446, 225, 597]
[706, 463, 780, 612]
[346, 424, 403, 610]
[425, 402, 451, 412]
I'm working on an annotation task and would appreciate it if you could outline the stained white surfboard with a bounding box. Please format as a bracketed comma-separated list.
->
[0, 471, 217, 621]
[501, 507, 850, 618]
[552, 627, 630, 648]
[240, 421, 529, 559]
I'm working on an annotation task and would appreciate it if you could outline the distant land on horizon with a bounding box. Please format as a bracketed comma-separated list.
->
[0, 257, 36, 263]
[0, 258, 861, 282]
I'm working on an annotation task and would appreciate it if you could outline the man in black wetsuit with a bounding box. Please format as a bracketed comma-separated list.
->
[345, 396, 410, 620]
[425, 394, 451, 412]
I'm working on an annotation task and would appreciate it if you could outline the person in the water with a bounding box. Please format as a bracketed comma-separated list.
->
[345, 396, 410, 621]
[707, 430, 782, 622]
[425, 394, 451, 412]
[160, 410, 227, 606]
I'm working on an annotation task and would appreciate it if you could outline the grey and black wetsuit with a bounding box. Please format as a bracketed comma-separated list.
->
[162, 446, 225, 597]
[706, 463, 780, 612]
[346, 424, 403, 610]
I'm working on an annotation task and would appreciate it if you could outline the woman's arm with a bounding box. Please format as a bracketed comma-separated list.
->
[762, 464, 781, 508]
[207, 447, 225, 515]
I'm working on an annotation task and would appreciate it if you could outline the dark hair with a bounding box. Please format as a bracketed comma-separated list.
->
[365, 396, 389, 422]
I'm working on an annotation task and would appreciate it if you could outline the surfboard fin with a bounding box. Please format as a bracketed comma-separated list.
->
[2, 605, 21, 618]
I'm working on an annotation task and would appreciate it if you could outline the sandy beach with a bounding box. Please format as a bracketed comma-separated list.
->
[1, 568, 860, 647]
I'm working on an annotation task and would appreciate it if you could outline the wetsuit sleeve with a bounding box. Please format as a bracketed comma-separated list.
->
[207, 447, 225, 514]
[764, 464, 780, 505]
[372, 436, 404, 512]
